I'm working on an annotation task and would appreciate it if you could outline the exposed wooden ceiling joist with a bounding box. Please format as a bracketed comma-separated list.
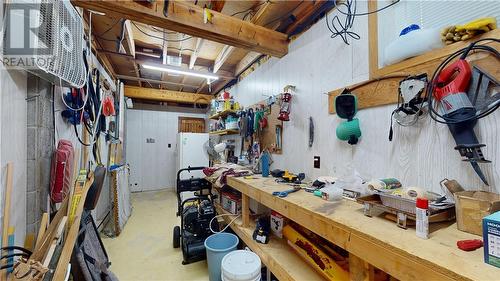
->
[213, 45, 235, 74]
[72, 0, 289, 57]
[208, 1, 272, 91]
[189, 38, 205, 69]
[125, 85, 212, 104]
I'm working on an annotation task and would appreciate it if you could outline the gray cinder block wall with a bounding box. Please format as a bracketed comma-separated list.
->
[26, 74, 54, 234]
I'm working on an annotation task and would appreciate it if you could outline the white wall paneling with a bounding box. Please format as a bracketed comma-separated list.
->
[0, 65, 28, 246]
[227, 1, 500, 194]
[125, 105, 207, 192]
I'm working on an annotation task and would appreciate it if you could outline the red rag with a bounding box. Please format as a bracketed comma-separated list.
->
[457, 239, 483, 251]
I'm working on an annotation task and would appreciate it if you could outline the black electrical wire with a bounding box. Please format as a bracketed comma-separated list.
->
[426, 38, 500, 125]
[132, 22, 193, 42]
[327, 0, 400, 45]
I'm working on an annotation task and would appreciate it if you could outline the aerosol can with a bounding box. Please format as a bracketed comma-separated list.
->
[433, 59, 490, 185]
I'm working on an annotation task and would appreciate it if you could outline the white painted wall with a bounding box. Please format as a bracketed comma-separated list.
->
[227, 2, 500, 194]
[0, 66, 27, 247]
[125, 105, 207, 192]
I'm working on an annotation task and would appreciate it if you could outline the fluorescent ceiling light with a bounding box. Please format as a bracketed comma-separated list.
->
[142, 64, 218, 81]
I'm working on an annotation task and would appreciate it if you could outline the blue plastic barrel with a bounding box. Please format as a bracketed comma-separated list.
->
[205, 233, 239, 281]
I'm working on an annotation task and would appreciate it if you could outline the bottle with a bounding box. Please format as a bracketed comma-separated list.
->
[416, 197, 429, 239]
[261, 151, 270, 177]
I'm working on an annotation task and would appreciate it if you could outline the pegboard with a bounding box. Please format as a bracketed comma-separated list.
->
[243, 100, 283, 154]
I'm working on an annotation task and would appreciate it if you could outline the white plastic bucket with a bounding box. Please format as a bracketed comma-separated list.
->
[221, 250, 261, 281]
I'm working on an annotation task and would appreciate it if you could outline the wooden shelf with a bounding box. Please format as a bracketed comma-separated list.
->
[214, 204, 324, 281]
[209, 110, 238, 120]
[209, 129, 239, 136]
[227, 176, 500, 281]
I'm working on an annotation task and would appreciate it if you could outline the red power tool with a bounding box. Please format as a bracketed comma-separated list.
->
[434, 59, 490, 185]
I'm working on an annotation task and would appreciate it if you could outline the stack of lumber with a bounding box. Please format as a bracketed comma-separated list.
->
[8, 172, 94, 281]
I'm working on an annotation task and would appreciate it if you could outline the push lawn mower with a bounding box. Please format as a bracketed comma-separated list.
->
[173, 167, 218, 265]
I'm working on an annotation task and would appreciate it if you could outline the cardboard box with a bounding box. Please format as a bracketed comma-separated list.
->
[483, 211, 500, 268]
[270, 211, 284, 238]
[454, 191, 500, 235]
[221, 191, 241, 215]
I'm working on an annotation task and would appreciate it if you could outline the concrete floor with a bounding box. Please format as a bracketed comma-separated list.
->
[102, 189, 209, 281]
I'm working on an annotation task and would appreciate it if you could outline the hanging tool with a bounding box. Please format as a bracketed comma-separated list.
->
[272, 186, 301, 198]
[278, 85, 294, 121]
[427, 38, 499, 185]
[389, 74, 428, 141]
[434, 59, 490, 185]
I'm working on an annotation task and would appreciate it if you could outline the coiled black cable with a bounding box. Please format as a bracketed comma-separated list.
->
[326, 0, 400, 45]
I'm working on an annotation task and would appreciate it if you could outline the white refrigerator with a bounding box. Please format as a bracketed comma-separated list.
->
[176, 133, 209, 181]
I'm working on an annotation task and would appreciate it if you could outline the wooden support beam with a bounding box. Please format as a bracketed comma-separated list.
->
[189, 38, 205, 69]
[213, 1, 270, 75]
[117, 75, 199, 89]
[125, 85, 212, 104]
[72, 0, 289, 57]
[213, 45, 235, 73]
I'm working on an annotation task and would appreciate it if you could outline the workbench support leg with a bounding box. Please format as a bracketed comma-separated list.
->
[349, 253, 374, 281]
[266, 267, 271, 281]
[242, 194, 250, 227]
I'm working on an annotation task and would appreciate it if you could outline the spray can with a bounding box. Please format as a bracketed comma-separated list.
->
[416, 198, 429, 239]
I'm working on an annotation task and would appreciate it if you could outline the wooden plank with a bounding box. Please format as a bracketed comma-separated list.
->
[241, 194, 250, 227]
[328, 38, 500, 114]
[189, 38, 205, 69]
[226, 176, 500, 281]
[52, 173, 95, 281]
[34, 213, 49, 250]
[368, 0, 378, 78]
[124, 85, 212, 104]
[42, 217, 67, 268]
[213, 45, 235, 74]
[215, 205, 324, 281]
[71, 0, 289, 57]
[1, 163, 13, 281]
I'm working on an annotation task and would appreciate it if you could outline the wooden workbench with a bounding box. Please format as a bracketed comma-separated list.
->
[225, 176, 498, 281]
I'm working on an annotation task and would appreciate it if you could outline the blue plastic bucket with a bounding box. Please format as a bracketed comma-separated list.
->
[205, 233, 239, 281]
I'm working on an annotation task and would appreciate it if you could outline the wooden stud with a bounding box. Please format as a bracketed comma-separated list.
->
[125, 85, 212, 104]
[367, 0, 378, 78]
[72, 0, 289, 57]
[241, 194, 250, 227]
